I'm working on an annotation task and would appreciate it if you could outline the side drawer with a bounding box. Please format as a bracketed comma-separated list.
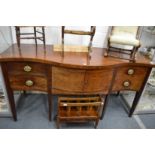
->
[7, 62, 47, 76]
[9, 75, 47, 92]
[112, 66, 149, 91]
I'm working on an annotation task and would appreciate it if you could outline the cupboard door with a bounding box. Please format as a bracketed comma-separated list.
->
[84, 69, 113, 93]
[52, 67, 85, 93]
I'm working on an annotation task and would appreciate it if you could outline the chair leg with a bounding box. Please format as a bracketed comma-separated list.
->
[104, 39, 110, 57]
[57, 117, 60, 129]
[34, 27, 37, 46]
[130, 46, 139, 62]
[42, 27, 46, 48]
[104, 49, 108, 57]
[16, 27, 20, 48]
[130, 48, 134, 60]
[62, 26, 65, 57]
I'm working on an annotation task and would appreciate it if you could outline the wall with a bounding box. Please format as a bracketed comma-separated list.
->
[0, 26, 12, 53]
[140, 27, 155, 48]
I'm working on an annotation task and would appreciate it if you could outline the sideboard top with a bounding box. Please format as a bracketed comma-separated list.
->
[0, 44, 153, 69]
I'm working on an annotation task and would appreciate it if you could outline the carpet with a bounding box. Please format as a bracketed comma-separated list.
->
[0, 94, 140, 129]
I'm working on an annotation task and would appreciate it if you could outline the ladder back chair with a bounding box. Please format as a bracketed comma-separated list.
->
[15, 26, 46, 48]
[61, 26, 96, 58]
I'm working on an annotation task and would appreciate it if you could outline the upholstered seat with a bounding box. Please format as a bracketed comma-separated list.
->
[110, 34, 140, 46]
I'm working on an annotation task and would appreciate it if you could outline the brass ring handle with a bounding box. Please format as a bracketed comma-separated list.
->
[25, 80, 34, 87]
[123, 81, 130, 87]
[128, 69, 134, 75]
[24, 65, 32, 72]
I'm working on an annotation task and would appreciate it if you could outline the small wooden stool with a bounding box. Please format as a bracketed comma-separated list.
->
[15, 26, 46, 48]
[57, 96, 103, 129]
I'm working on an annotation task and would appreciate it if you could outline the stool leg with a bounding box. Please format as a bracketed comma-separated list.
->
[34, 27, 37, 46]
[57, 117, 60, 129]
[94, 118, 99, 129]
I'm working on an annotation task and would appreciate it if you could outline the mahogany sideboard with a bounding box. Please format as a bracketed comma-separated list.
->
[0, 44, 154, 121]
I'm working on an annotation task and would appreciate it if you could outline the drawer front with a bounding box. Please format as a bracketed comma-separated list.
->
[7, 62, 47, 76]
[84, 69, 113, 93]
[52, 67, 85, 93]
[9, 75, 47, 91]
[112, 66, 149, 91]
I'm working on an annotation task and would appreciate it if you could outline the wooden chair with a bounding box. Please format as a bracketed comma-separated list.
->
[15, 26, 46, 48]
[57, 96, 103, 129]
[104, 26, 141, 62]
[61, 26, 96, 58]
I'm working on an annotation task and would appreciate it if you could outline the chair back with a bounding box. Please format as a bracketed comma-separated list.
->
[61, 26, 96, 51]
[62, 26, 96, 38]
[111, 26, 139, 38]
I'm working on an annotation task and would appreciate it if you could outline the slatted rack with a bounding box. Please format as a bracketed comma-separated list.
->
[57, 96, 104, 128]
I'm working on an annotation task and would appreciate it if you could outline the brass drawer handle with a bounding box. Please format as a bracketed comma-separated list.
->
[123, 81, 130, 87]
[24, 65, 32, 72]
[25, 80, 34, 87]
[128, 69, 134, 75]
